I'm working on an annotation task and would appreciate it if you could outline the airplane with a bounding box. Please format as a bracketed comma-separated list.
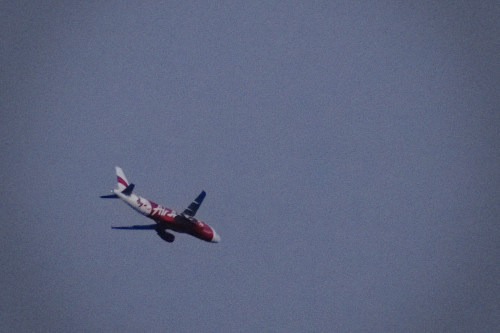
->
[101, 167, 220, 243]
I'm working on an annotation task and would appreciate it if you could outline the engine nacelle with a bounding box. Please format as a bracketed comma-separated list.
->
[156, 229, 175, 243]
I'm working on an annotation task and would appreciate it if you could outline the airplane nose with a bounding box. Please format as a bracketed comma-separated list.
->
[211, 231, 221, 243]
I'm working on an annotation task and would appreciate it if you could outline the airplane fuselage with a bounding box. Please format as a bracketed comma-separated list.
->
[113, 189, 220, 243]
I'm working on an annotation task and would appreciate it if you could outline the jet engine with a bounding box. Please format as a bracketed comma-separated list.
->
[156, 229, 175, 243]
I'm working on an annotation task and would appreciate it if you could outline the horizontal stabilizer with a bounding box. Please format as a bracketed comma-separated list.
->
[100, 193, 119, 199]
[111, 224, 157, 230]
[121, 184, 135, 196]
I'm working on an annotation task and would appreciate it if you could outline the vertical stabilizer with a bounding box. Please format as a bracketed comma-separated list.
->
[115, 166, 129, 191]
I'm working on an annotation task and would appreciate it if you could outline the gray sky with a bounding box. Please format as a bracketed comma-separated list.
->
[1, 1, 499, 332]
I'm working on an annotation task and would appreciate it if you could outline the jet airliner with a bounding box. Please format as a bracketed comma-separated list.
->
[101, 167, 220, 243]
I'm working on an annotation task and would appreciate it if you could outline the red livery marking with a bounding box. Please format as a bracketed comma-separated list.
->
[117, 176, 128, 187]
[152, 205, 169, 216]
[149, 201, 171, 217]
[192, 222, 214, 242]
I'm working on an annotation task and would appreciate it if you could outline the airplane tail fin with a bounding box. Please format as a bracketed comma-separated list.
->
[100, 166, 132, 199]
[100, 183, 135, 198]
[115, 166, 130, 191]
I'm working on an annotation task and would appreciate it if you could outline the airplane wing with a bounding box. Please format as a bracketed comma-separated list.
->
[112, 224, 175, 243]
[111, 224, 157, 230]
[182, 190, 206, 217]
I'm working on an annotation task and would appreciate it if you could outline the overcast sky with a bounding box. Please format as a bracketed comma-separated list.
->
[1, 1, 499, 332]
